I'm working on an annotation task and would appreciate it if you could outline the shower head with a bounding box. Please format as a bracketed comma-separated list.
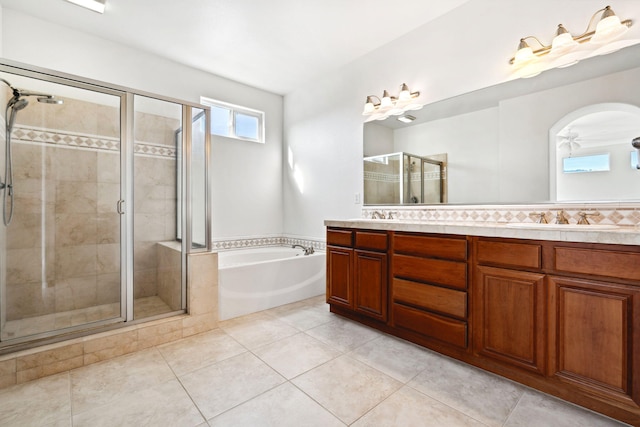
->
[11, 98, 29, 111]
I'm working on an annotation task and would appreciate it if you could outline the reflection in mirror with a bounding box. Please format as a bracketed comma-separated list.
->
[550, 103, 640, 201]
[363, 152, 447, 205]
[363, 44, 640, 206]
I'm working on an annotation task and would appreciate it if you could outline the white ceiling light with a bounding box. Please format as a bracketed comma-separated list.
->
[64, 0, 106, 14]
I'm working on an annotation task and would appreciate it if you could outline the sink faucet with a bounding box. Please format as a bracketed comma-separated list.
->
[371, 210, 386, 219]
[529, 212, 548, 224]
[555, 210, 569, 224]
[577, 211, 599, 225]
[292, 244, 315, 255]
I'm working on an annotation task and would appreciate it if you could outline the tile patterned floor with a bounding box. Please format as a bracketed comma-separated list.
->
[0, 296, 631, 426]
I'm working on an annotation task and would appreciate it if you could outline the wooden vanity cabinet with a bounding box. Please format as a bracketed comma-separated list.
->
[390, 233, 469, 349]
[547, 244, 640, 410]
[326, 228, 354, 309]
[326, 227, 388, 322]
[474, 239, 547, 375]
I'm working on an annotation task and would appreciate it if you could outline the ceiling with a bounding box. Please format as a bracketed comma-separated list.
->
[0, 0, 469, 95]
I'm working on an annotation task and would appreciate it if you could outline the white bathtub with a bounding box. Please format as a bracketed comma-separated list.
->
[217, 247, 326, 320]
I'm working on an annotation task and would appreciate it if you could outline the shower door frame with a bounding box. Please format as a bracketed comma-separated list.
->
[0, 59, 211, 349]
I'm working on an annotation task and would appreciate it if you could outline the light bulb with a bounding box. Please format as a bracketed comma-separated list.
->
[513, 39, 535, 67]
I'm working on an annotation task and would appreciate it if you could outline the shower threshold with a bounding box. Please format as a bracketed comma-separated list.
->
[2, 296, 172, 341]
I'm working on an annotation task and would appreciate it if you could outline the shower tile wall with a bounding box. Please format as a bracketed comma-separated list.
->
[4, 96, 180, 323]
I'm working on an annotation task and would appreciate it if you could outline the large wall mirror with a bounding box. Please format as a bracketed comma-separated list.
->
[363, 43, 640, 206]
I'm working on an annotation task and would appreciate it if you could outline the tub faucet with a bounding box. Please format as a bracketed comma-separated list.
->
[292, 244, 315, 255]
[555, 210, 569, 224]
[371, 210, 386, 219]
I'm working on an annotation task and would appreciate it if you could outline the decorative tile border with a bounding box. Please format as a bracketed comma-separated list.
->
[363, 203, 640, 227]
[211, 235, 326, 252]
[12, 125, 176, 159]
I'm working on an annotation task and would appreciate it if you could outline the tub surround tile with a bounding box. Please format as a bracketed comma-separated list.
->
[208, 382, 344, 427]
[292, 355, 402, 424]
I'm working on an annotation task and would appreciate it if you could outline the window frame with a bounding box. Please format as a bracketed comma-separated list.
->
[201, 96, 265, 143]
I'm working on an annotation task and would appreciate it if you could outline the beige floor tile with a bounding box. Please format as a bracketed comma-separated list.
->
[180, 352, 285, 420]
[352, 385, 486, 427]
[348, 334, 433, 383]
[504, 390, 632, 427]
[292, 355, 401, 424]
[158, 329, 246, 376]
[70, 348, 175, 414]
[253, 332, 341, 379]
[409, 354, 524, 427]
[267, 301, 335, 331]
[72, 378, 204, 427]
[0, 372, 71, 426]
[219, 312, 299, 349]
[208, 382, 345, 427]
[305, 317, 383, 352]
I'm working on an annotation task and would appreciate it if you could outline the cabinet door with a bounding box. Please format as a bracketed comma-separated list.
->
[326, 246, 353, 309]
[354, 250, 387, 321]
[548, 276, 640, 406]
[475, 266, 546, 374]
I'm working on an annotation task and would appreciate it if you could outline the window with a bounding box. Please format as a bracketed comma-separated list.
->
[562, 153, 610, 173]
[201, 97, 264, 143]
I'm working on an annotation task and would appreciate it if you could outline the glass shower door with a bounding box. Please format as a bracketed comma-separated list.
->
[0, 71, 124, 341]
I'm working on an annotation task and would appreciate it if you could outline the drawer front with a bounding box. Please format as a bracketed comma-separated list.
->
[355, 231, 388, 251]
[393, 278, 466, 319]
[393, 234, 467, 261]
[477, 240, 541, 269]
[393, 303, 467, 348]
[327, 228, 353, 247]
[393, 254, 467, 290]
[554, 247, 640, 281]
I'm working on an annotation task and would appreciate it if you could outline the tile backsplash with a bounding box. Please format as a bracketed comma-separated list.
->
[362, 203, 640, 227]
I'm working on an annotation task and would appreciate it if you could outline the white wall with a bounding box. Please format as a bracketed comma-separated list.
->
[1, 8, 284, 240]
[283, 0, 640, 238]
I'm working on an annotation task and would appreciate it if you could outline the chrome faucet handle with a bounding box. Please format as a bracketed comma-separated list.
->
[371, 210, 386, 219]
[555, 210, 569, 224]
[387, 211, 397, 220]
[577, 211, 600, 225]
[529, 212, 548, 224]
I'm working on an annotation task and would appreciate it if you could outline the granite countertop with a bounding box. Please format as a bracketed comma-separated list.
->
[324, 219, 640, 246]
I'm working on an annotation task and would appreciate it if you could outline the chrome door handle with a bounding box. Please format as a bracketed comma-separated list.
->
[117, 199, 125, 215]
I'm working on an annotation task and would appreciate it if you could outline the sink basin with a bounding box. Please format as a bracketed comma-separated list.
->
[505, 223, 619, 231]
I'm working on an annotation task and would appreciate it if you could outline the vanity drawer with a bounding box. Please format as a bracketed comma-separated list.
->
[554, 246, 640, 281]
[393, 254, 467, 290]
[393, 278, 466, 319]
[327, 228, 353, 247]
[393, 233, 467, 261]
[355, 231, 388, 251]
[393, 303, 467, 348]
[477, 240, 541, 270]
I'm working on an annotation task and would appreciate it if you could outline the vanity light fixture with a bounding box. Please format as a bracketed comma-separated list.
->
[363, 83, 422, 120]
[510, 5, 633, 77]
[64, 0, 106, 13]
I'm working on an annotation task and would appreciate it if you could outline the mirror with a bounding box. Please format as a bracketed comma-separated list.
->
[363, 43, 640, 205]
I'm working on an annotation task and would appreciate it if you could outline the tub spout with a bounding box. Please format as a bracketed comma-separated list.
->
[292, 244, 315, 255]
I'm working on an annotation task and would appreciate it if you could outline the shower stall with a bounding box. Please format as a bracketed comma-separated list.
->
[0, 61, 210, 347]
[363, 152, 446, 204]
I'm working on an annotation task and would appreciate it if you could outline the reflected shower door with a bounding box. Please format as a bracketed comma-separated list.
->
[0, 71, 124, 341]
